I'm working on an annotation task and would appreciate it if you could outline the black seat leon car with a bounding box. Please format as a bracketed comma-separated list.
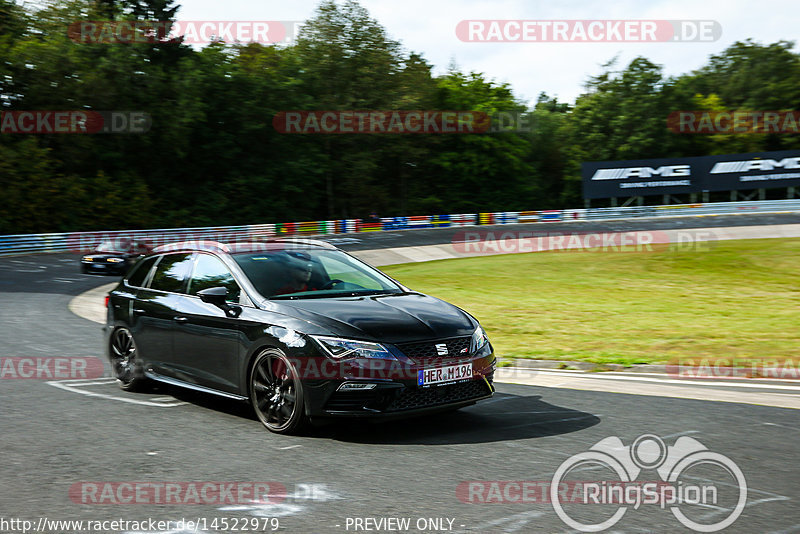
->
[105, 238, 495, 434]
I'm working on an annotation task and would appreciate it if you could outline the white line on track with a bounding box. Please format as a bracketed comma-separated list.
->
[58, 379, 117, 386]
[502, 368, 800, 391]
[46, 379, 187, 407]
[57, 377, 117, 385]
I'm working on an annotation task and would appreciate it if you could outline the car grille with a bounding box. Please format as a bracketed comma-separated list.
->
[386, 377, 492, 412]
[395, 336, 471, 364]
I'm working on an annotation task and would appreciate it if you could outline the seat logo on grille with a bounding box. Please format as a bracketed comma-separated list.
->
[435, 343, 449, 356]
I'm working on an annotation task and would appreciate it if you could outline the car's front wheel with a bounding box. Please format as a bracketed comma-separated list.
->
[109, 327, 148, 391]
[249, 348, 306, 434]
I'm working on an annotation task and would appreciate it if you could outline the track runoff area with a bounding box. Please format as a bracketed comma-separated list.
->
[1, 211, 799, 534]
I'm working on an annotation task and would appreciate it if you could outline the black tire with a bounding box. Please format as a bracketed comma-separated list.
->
[249, 348, 306, 434]
[109, 327, 149, 391]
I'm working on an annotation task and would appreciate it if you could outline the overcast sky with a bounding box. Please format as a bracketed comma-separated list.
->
[172, 0, 795, 105]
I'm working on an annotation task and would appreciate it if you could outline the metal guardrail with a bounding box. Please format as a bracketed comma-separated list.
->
[1, 199, 799, 256]
[583, 199, 800, 220]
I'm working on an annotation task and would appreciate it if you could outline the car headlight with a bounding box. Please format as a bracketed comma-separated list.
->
[471, 325, 490, 353]
[107, 258, 124, 263]
[310, 336, 397, 361]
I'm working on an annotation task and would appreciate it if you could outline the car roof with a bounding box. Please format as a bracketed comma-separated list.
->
[151, 238, 338, 255]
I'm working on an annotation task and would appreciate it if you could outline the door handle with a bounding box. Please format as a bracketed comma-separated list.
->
[173, 316, 188, 323]
[133, 308, 146, 315]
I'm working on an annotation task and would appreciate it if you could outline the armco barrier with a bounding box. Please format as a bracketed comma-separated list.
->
[1, 199, 799, 256]
[518, 210, 539, 223]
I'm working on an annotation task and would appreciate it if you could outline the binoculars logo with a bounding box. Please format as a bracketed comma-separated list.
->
[551, 434, 747, 532]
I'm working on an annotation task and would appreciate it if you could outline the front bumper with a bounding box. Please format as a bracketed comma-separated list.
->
[302, 351, 496, 419]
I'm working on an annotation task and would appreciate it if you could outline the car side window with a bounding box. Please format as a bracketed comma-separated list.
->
[126, 256, 159, 288]
[148, 253, 194, 293]
[187, 253, 241, 303]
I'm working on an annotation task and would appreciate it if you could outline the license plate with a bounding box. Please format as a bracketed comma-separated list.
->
[418, 362, 472, 386]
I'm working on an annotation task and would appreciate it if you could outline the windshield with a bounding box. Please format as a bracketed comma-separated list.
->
[232, 248, 403, 299]
[95, 240, 130, 253]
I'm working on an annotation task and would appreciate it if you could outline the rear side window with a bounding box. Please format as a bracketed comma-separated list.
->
[187, 253, 241, 302]
[126, 256, 158, 288]
[149, 253, 194, 293]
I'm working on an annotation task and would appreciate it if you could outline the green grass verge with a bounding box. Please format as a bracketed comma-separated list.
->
[381, 238, 800, 365]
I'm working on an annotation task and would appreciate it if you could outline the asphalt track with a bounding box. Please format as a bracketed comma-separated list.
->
[1, 214, 799, 534]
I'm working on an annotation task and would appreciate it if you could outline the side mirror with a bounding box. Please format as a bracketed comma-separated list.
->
[197, 287, 242, 317]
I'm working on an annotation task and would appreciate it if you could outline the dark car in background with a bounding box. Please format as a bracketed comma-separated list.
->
[81, 239, 152, 275]
[105, 239, 495, 434]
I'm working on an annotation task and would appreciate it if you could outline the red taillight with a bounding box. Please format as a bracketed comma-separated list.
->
[104, 296, 109, 308]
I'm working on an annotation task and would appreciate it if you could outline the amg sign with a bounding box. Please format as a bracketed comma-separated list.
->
[582, 150, 800, 199]
[710, 157, 800, 174]
[591, 165, 690, 180]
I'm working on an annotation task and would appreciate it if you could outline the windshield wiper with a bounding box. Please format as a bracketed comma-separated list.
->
[270, 289, 399, 300]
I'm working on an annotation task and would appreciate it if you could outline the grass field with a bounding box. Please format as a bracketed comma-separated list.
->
[381, 238, 800, 365]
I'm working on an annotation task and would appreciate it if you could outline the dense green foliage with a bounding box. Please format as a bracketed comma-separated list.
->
[1, 0, 799, 233]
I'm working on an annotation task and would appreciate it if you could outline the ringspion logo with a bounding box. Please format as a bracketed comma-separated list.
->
[551, 434, 746, 532]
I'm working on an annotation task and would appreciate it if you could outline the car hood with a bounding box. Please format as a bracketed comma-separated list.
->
[269, 292, 476, 343]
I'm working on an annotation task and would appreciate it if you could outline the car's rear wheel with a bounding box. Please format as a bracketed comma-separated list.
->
[250, 348, 306, 434]
[110, 327, 148, 391]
